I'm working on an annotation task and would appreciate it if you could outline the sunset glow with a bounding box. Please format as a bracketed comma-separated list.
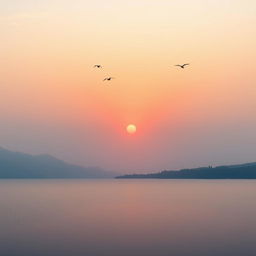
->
[0, 0, 256, 172]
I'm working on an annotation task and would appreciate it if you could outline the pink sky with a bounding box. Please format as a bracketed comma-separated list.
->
[0, 0, 256, 172]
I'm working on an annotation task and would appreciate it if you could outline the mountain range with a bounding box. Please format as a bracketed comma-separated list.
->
[0, 147, 114, 178]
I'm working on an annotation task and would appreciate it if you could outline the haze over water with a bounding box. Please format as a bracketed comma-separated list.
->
[1, 179, 256, 256]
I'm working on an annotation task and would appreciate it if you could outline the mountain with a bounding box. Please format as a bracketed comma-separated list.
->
[0, 147, 114, 178]
[116, 162, 256, 179]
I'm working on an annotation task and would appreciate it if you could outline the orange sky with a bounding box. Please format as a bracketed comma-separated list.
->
[0, 0, 256, 172]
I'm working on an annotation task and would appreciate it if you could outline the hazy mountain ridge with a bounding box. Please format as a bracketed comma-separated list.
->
[0, 147, 113, 178]
[116, 163, 256, 179]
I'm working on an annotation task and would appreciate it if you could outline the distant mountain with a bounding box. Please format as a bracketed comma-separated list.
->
[0, 147, 114, 178]
[116, 163, 256, 179]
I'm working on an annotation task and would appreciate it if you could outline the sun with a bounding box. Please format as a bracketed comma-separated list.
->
[126, 124, 137, 134]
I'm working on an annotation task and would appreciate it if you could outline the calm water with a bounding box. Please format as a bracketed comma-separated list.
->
[0, 179, 256, 256]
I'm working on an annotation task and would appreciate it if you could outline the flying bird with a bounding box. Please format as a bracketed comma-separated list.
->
[103, 77, 114, 81]
[175, 63, 190, 69]
[94, 65, 102, 68]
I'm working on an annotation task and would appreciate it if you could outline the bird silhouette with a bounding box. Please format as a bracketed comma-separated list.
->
[94, 65, 102, 68]
[103, 77, 114, 81]
[175, 63, 190, 69]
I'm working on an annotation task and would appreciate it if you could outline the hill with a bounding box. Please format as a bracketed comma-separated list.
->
[116, 162, 256, 179]
[0, 147, 113, 178]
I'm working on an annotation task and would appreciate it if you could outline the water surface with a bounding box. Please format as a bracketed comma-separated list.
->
[0, 179, 255, 256]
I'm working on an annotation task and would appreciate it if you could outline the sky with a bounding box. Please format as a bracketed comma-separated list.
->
[0, 0, 256, 173]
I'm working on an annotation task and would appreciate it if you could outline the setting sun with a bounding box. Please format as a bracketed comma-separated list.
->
[126, 124, 137, 134]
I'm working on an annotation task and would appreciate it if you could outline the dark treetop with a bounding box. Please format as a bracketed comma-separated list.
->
[116, 162, 256, 179]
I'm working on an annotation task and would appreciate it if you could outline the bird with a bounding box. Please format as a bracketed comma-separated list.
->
[94, 65, 102, 68]
[175, 63, 190, 69]
[103, 77, 114, 81]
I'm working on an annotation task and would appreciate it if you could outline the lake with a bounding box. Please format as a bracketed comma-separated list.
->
[0, 179, 255, 256]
